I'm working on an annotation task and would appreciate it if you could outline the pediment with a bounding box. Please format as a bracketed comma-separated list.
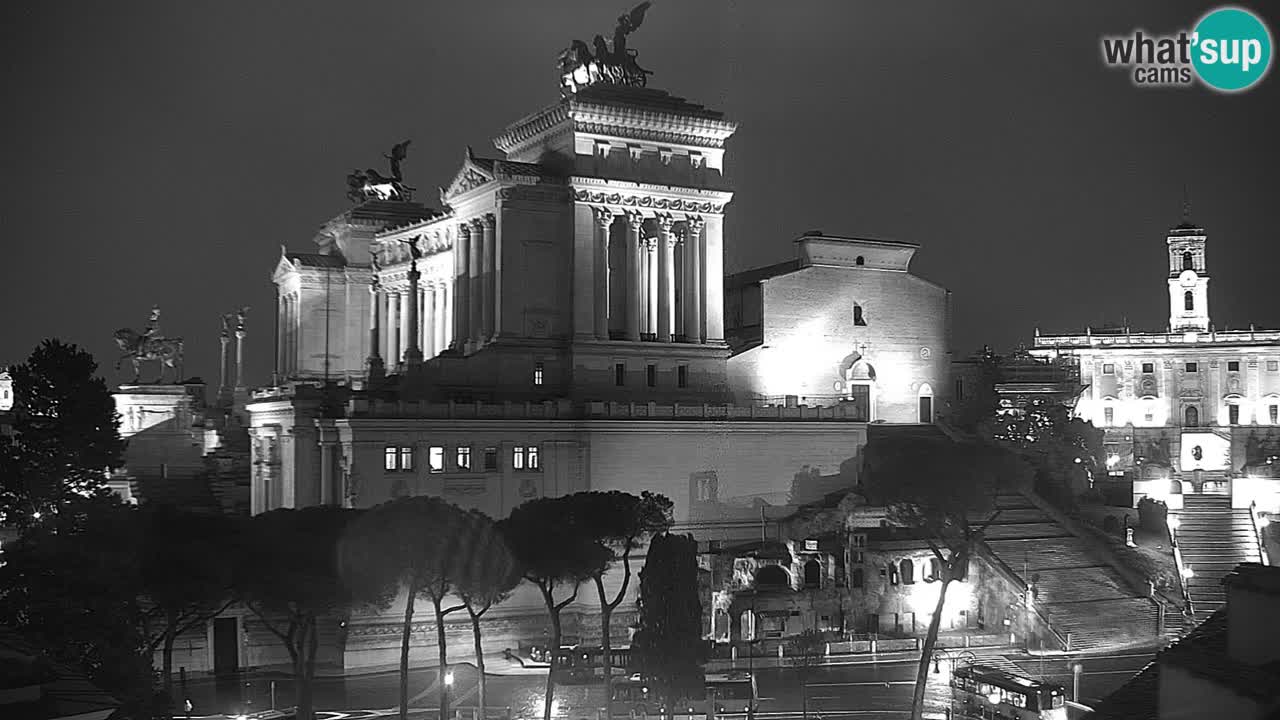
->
[272, 249, 298, 282]
[442, 149, 495, 201]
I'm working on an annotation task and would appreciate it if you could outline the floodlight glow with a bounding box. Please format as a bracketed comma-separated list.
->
[1107, 454, 1120, 467]
[1168, 516, 1180, 531]
[1182, 565, 1195, 579]
[445, 671, 455, 686]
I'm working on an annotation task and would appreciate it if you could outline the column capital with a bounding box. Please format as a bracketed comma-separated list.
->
[593, 206, 616, 230]
[685, 215, 706, 234]
[482, 212, 496, 229]
[458, 222, 473, 237]
[469, 217, 486, 231]
[656, 213, 677, 235]
[626, 211, 645, 231]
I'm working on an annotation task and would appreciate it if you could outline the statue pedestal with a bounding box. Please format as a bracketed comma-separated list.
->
[114, 383, 208, 480]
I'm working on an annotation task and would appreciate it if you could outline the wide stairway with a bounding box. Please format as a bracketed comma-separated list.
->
[1176, 493, 1262, 622]
[980, 494, 1161, 652]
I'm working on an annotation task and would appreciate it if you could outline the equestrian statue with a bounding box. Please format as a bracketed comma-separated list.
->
[113, 305, 185, 384]
[559, 2, 654, 95]
[347, 140, 415, 203]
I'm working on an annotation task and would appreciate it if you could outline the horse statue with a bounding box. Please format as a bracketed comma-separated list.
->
[347, 141, 416, 202]
[113, 328, 185, 384]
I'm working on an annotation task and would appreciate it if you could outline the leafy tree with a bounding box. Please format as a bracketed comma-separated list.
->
[138, 505, 238, 701]
[0, 340, 125, 526]
[990, 401, 1103, 509]
[951, 347, 1002, 432]
[500, 496, 610, 720]
[454, 509, 523, 720]
[571, 491, 673, 719]
[860, 434, 1031, 720]
[632, 533, 706, 720]
[413, 500, 474, 720]
[236, 507, 377, 720]
[0, 494, 160, 716]
[341, 497, 472, 720]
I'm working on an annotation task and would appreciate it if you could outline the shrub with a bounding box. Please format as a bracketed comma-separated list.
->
[1138, 498, 1168, 533]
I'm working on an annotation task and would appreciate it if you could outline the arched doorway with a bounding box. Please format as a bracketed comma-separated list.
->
[1185, 405, 1199, 427]
[917, 383, 934, 423]
[803, 559, 821, 588]
[755, 564, 790, 590]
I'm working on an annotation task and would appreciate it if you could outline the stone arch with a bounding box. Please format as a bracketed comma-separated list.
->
[1185, 405, 1200, 427]
[1185, 291, 1194, 311]
[917, 383, 935, 423]
[1183, 251, 1194, 271]
[803, 559, 821, 587]
[755, 564, 790, 589]
[899, 558, 915, 585]
[855, 256, 865, 266]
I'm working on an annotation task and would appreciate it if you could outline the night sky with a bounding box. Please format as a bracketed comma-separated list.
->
[2, 1, 1278, 389]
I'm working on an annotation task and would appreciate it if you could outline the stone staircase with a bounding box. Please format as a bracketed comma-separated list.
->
[1175, 493, 1262, 622]
[980, 495, 1161, 653]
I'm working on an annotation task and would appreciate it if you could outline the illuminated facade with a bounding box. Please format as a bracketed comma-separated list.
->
[1031, 213, 1280, 513]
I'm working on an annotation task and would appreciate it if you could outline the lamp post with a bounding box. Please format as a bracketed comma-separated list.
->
[1071, 662, 1083, 703]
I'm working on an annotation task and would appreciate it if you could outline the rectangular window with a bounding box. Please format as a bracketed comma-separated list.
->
[398, 446, 414, 472]
[851, 551, 865, 564]
[646, 364, 656, 388]
[385, 446, 398, 471]
[1270, 361, 1279, 372]
[484, 447, 498, 471]
[1142, 362, 1154, 374]
[1103, 407, 1114, 425]
[1185, 362, 1198, 373]
[428, 446, 445, 473]
[1228, 361, 1241, 372]
[514, 445, 541, 471]
[678, 365, 688, 388]
[1229, 405, 1240, 425]
[534, 362, 544, 386]
[852, 534, 867, 548]
[1145, 410, 1154, 423]
[456, 446, 471, 471]
[1103, 363, 1115, 375]
[1271, 406, 1278, 425]
[615, 363, 625, 386]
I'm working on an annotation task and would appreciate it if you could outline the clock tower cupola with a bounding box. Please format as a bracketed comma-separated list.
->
[1167, 198, 1210, 333]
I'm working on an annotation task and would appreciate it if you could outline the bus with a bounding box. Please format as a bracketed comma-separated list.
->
[610, 671, 758, 718]
[533, 644, 634, 683]
[949, 664, 1066, 720]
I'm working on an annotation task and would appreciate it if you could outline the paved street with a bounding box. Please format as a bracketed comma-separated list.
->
[181, 647, 1156, 719]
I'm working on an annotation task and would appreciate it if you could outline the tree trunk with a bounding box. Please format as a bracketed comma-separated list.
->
[541, 586, 562, 720]
[434, 597, 450, 720]
[470, 609, 487, 720]
[911, 576, 952, 720]
[399, 584, 418, 720]
[294, 620, 315, 720]
[596, 577, 615, 720]
[162, 611, 177, 700]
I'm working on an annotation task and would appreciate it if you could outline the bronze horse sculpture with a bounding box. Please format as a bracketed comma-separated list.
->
[113, 328, 184, 384]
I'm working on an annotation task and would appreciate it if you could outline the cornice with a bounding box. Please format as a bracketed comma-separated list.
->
[569, 178, 732, 216]
[493, 102, 572, 154]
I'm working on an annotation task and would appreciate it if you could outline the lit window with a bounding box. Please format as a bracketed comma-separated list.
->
[1228, 361, 1240, 372]
[646, 364, 656, 387]
[678, 365, 688, 388]
[1145, 410, 1154, 423]
[429, 446, 445, 473]
[534, 362, 544, 386]
[1269, 361, 1279, 372]
[1103, 364, 1115, 375]
[1103, 407, 1114, 425]
[1229, 405, 1240, 425]
[1271, 406, 1278, 425]
[484, 447, 498, 471]
[615, 363, 625, 386]
[399, 446, 414, 472]
[513, 446, 540, 471]
[1142, 362, 1154, 374]
[386, 445, 413, 472]
[1185, 362, 1198, 373]
[456, 446, 471, 471]
[385, 446, 398, 471]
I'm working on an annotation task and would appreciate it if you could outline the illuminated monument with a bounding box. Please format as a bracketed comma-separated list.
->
[1031, 203, 1280, 514]
[241, 4, 955, 674]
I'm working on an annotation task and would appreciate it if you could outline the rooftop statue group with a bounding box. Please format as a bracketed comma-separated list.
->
[113, 306, 185, 384]
[347, 140, 414, 203]
[559, 2, 653, 95]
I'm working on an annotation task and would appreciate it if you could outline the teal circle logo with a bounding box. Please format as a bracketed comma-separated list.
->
[1192, 6, 1273, 92]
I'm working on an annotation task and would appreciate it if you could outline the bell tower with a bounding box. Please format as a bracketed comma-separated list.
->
[1167, 199, 1210, 333]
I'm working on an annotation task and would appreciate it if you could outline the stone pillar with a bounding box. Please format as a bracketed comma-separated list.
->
[593, 208, 613, 340]
[421, 284, 433, 358]
[646, 238, 658, 338]
[469, 219, 484, 349]
[235, 329, 246, 389]
[482, 214, 496, 342]
[387, 291, 400, 364]
[454, 224, 470, 350]
[319, 440, 336, 506]
[657, 215, 676, 343]
[625, 212, 643, 341]
[275, 295, 286, 379]
[684, 216, 704, 343]
[703, 214, 726, 343]
[219, 331, 230, 398]
[443, 283, 453, 350]
[404, 262, 423, 368]
[367, 283, 384, 383]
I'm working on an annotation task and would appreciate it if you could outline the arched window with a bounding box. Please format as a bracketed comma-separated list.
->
[899, 559, 915, 585]
[855, 256, 865, 266]
[755, 564, 789, 589]
[1169, 479, 1183, 495]
[853, 305, 867, 326]
[928, 557, 941, 582]
[1184, 291, 1194, 311]
[1183, 251, 1194, 271]
[1185, 405, 1199, 427]
[803, 559, 821, 588]
[851, 568, 864, 588]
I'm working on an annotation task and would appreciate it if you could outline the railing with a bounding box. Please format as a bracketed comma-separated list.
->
[972, 540, 1070, 652]
[343, 398, 872, 422]
[1169, 522, 1195, 618]
[1250, 501, 1271, 566]
[1035, 328, 1280, 347]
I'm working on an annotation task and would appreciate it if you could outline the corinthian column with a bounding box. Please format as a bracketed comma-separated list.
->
[235, 327, 246, 389]
[645, 238, 658, 338]
[657, 214, 676, 343]
[454, 223, 470, 350]
[469, 218, 484, 349]
[684, 216, 704, 343]
[367, 279, 384, 383]
[593, 207, 614, 340]
[625, 212, 643, 341]
[482, 214, 496, 342]
[387, 291, 400, 363]
[404, 260, 423, 368]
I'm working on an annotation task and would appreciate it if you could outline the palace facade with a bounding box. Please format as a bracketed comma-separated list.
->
[1031, 212, 1280, 513]
[238, 75, 955, 673]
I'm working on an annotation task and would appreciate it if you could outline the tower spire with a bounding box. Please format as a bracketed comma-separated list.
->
[1181, 182, 1193, 226]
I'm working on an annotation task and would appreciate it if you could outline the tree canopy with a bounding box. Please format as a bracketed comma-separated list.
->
[632, 533, 706, 716]
[0, 340, 125, 526]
